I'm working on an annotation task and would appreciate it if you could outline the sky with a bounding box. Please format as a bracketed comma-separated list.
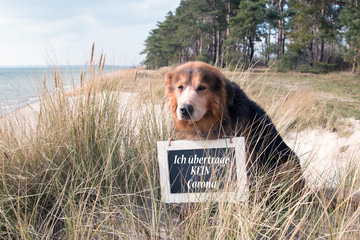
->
[0, 0, 180, 66]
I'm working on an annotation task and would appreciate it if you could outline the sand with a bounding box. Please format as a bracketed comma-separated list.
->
[286, 118, 360, 186]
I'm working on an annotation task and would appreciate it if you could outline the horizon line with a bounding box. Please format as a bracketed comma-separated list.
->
[0, 64, 138, 68]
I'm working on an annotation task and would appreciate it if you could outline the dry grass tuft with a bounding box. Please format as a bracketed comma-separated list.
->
[0, 59, 360, 239]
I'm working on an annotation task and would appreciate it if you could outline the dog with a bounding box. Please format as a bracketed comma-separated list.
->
[165, 61, 303, 189]
[165, 61, 359, 205]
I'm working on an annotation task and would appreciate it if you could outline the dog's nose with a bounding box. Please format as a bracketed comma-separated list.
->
[180, 104, 194, 119]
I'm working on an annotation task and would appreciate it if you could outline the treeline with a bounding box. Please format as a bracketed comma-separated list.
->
[141, 0, 360, 73]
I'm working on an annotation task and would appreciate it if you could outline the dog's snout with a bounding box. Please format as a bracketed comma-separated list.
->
[180, 104, 194, 119]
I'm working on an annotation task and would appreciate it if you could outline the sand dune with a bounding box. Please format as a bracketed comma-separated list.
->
[286, 118, 360, 186]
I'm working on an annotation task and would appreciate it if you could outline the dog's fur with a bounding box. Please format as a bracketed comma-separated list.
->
[165, 62, 303, 186]
[165, 62, 359, 205]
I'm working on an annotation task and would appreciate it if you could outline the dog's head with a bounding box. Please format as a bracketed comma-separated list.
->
[165, 62, 234, 130]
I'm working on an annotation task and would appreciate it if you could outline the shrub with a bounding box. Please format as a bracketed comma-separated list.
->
[195, 53, 211, 64]
[277, 52, 300, 72]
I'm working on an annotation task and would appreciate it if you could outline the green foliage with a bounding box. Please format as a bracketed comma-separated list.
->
[142, 0, 360, 73]
[339, 0, 360, 73]
[195, 53, 211, 63]
[142, 0, 242, 68]
[141, 11, 180, 69]
[287, 0, 343, 67]
[277, 52, 337, 73]
[277, 51, 300, 72]
[225, 0, 266, 66]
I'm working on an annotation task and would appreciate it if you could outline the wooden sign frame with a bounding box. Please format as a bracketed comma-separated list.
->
[157, 137, 247, 203]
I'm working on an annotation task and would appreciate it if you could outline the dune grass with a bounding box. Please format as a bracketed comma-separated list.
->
[0, 60, 360, 239]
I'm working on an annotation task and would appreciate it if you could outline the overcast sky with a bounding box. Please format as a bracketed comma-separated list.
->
[0, 0, 180, 66]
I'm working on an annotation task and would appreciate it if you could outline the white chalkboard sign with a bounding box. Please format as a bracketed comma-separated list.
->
[157, 137, 247, 203]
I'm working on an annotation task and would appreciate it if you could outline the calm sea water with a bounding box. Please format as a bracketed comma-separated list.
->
[0, 66, 124, 115]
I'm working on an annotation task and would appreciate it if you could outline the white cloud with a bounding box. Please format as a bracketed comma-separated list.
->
[0, 0, 180, 66]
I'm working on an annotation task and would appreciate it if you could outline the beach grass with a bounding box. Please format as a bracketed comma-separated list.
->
[1, 59, 360, 239]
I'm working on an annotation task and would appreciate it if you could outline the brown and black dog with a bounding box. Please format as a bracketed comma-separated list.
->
[165, 61, 359, 204]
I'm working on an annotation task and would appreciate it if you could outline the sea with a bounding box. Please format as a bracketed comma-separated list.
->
[0, 66, 125, 116]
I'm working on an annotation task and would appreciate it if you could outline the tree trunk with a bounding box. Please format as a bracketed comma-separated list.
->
[180, 47, 184, 63]
[318, 38, 324, 62]
[249, 34, 254, 63]
[199, 29, 203, 55]
[265, 31, 269, 63]
[243, 37, 247, 62]
[277, 0, 285, 58]
[227, 0, 230, 37]
[216, 30, 221, 66]
[225, 0, 231, 67]
[282, 30, 285, 55]
[213, 27, 217, 63]
[352, 46, 358, 74]
[318, 4, 325, 62]
[327, 40, 334, 64]
[308, 41, 314, 65]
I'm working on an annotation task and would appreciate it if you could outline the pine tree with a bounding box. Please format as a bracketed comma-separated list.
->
[287, 0, 342, 71]
[339, 0, 360, 73]
[141, 0, 357, 72]
[141, 11, 180, 69]
[225, 0, 266, 66]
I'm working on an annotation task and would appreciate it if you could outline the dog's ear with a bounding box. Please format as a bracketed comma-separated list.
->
[165, 72, 174, 97]
[225, 81, 235, 105]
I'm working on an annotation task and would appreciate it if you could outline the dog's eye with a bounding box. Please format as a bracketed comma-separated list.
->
[177, 85, 184, 91]
[197, 86, 206, 91]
